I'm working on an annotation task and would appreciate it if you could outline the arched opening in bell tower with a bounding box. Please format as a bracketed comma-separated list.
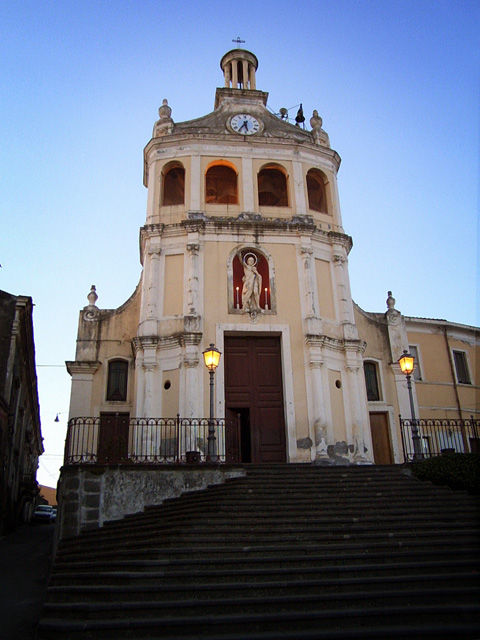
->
[258, 164, 289, 207]
[205, 161, 238, 204]
[162, 162, 185, 206]
[306, 168, 328, 213]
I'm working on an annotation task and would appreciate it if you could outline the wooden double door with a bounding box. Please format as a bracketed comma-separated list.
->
[224, 336, 286, 463]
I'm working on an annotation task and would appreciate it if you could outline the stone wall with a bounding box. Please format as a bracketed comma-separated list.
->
[56, 464, 246, 544]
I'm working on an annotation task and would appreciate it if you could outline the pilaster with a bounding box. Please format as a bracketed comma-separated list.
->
[66, 361, 101, 419]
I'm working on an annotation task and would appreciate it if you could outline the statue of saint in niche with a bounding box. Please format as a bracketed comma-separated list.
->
[240, 252, 262, 314]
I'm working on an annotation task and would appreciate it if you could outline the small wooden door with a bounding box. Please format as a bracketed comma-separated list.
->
[225, 336, 286, 463]
[98, 413, 129, 463]
[369, 412, 393, 464]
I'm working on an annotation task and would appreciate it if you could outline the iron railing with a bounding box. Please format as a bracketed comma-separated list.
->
[400, 417, 480, 462]
[64, 416, 226, 465]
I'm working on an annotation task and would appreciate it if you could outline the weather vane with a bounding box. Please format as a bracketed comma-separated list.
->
[232, 36, 245, 48]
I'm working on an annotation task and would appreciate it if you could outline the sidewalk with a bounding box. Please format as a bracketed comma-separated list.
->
[0, 523, 54, 640]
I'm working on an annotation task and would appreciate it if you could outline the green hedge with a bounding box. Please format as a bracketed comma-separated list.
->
[412, 453, 480, 495]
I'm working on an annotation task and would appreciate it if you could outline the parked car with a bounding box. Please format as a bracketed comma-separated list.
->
[32, 504, 54, 524]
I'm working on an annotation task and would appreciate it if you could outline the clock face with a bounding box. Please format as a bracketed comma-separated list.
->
[230, 114, 261, 135]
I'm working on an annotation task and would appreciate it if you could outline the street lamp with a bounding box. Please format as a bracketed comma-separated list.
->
[203, 343, 221, 462]
[398, 349, 423, 460]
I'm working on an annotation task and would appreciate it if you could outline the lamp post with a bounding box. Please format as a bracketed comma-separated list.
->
[398, 349, 423, 460]
[203, 343, 221, 462]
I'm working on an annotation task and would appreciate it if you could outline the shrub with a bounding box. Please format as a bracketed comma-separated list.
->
[412, 453, 480, 495]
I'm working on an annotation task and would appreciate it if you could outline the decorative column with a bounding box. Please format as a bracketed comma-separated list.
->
[305, 335, 333, 464]
[232, 61, 238, 88]
[310, 360, 333, 464]
[242, 60, 249, 88]
[249, 62, 256, 90]
[293, 161, 307, 216]
[333, 253, 351, 324]
[139, 245, 162, 336]
[301, 246, 316, 318]
[190, 155, 201, 211]
[241, 157, 254, 212]
[134, 337, 160, 418]
[186, 243, 200, 314]
[224, 63, 231, 88]
[345, 360, 372, 464]
[300, 245, 323, 336]
[133, 340, 145, 417]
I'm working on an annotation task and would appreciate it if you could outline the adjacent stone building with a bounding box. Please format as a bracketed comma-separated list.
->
[0, 290, 43, 532]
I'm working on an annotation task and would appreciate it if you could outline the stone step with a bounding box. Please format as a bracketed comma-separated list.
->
[57, 527, 480, 557]
[55, 536, 480, 563]
[89, 518, 478, 544]
[42, 585, 480, 619]
[45, 571, 480, 603]
[51, 545, 480, 575]
[41, 464, 480, 638]
[48, 557, 477, 587]
[104, 502, 475, 524]
[36, 602, 480, 639]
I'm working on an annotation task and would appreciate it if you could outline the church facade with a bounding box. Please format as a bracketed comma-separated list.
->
[65, 48, 479, 472]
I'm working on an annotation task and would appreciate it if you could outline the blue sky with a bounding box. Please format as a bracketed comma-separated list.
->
[1, 0, 478, 487]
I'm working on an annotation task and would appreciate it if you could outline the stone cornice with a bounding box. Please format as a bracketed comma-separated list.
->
[140, 215, 352, 251]
[305, 334, 366, 355]
[66, 361, 101, 376]
[328, 230, 353, 254]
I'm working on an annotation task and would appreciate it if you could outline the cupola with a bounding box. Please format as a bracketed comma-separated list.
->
[220, 49, 258, 90]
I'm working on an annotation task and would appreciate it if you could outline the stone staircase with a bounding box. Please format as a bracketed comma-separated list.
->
[38, 464, 480, 639]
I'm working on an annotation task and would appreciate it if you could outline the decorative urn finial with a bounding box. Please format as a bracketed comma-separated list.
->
[83, 285, 99, 321]
[386, 291, 396, 310]
[153, 99, 174, 137]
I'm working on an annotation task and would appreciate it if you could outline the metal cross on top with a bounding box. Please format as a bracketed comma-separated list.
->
[232, 36, 245, 48]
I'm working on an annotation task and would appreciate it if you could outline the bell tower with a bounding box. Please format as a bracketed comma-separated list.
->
[69, 46, 374, 466]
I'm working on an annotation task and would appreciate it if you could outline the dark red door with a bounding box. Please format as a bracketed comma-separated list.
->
[225, 336, 286, 463]
[98, 413, 129, 463]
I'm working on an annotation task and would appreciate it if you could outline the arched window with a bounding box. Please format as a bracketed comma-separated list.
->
[107, 359, 128, 401]
[205, 164, 238, 204]
[162, 163, 185, 206]
[306, 168, 327, 213]
[258, 166, 288, 206]
[363, 361, 380, 402]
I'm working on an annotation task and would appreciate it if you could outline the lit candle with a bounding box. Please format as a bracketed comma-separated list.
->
[236, 286, 239, 309]
[265, 288, 268, 311]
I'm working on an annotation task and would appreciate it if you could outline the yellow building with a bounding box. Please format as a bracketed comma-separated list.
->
[66, 48, 479, 470]
[356, 295, 479, 463]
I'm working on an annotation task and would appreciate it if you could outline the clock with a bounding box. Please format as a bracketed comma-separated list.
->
[230, 114, 261, 135]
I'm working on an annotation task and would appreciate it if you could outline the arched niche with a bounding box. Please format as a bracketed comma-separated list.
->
[227, 246, 277, 315]
[258, 164, 289, 207]
[205, 161, 238, 204]
[162, 161, 185, 206]
[306, 168, 329, 214]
